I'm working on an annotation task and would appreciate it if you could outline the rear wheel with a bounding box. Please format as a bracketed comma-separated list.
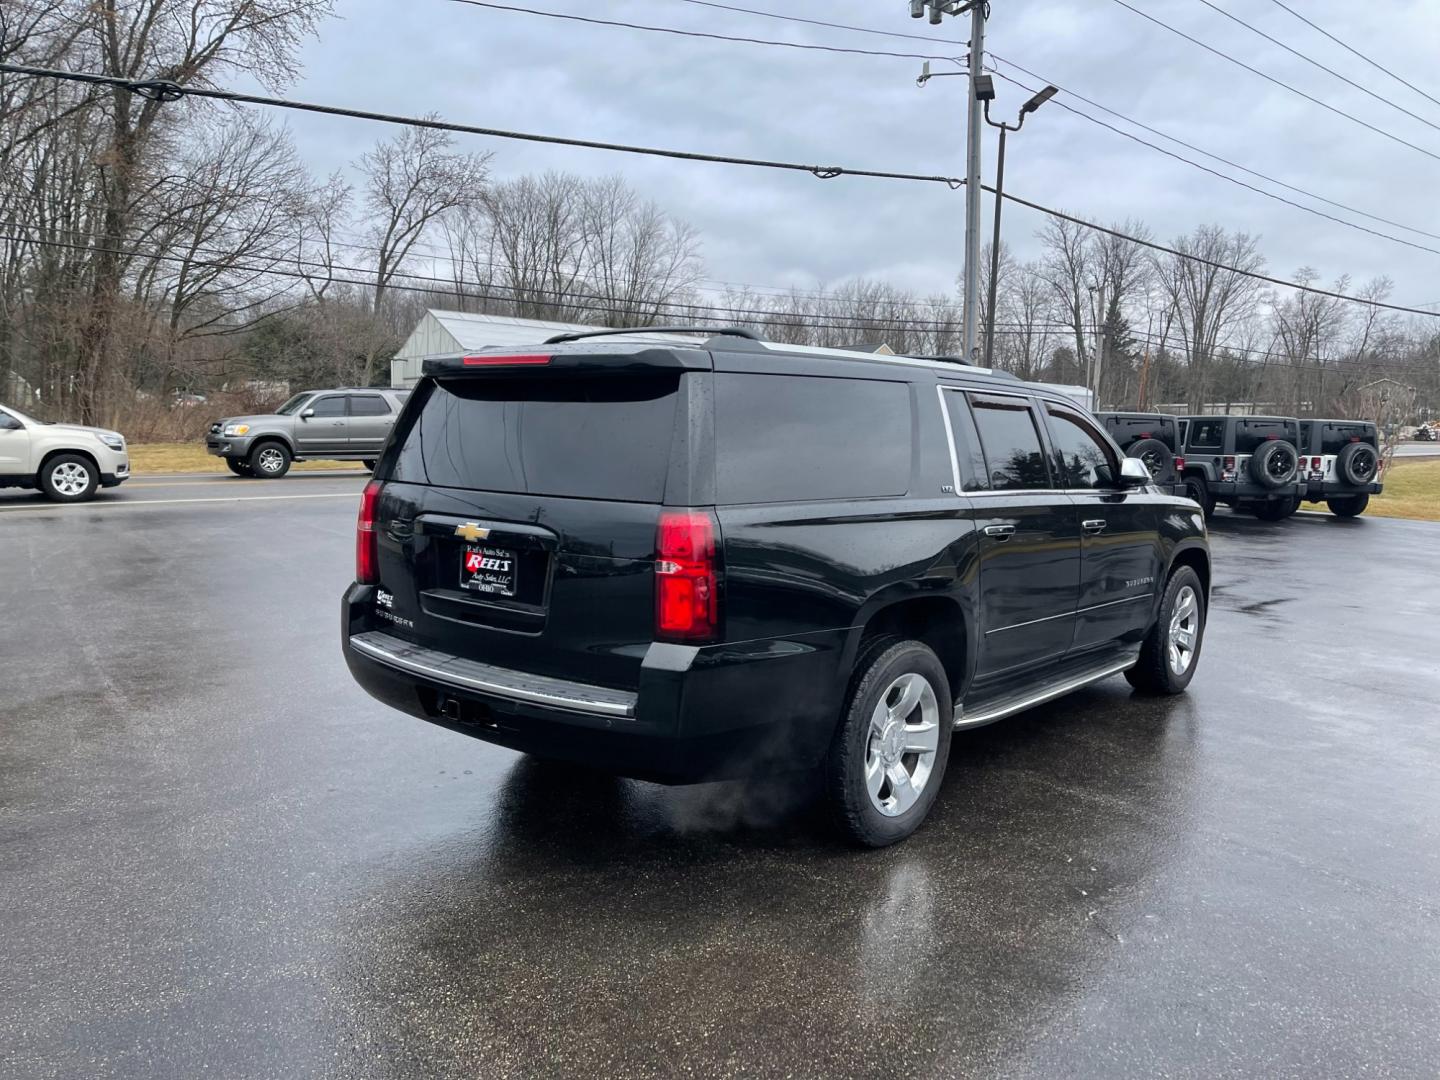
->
[225, 458, 252, 477]
[825, 636, 952, 848]
[248, 441, 291, 478]
[40, 454, 99, 503]
[1126, 566, 1205, 695]
[1327, 493, 1370, 517]
[1252, 497, 1298, 521]
[1184, 476, 1215, 520]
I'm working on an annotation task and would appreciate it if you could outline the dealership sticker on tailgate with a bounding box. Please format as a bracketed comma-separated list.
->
[461, 545, 517, 597]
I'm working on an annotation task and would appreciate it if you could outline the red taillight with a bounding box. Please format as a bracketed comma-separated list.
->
[461, 354, 551, 366]
[356, 479, 382, 584]
[655, 510, 718, 643]
[1223, 456, 1236, 471]
[1311, 456, 1322, 470]
[1174, 455, 1185, 471]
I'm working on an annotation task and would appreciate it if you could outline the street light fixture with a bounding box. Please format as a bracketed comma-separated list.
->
[981, 82, 1059, 369]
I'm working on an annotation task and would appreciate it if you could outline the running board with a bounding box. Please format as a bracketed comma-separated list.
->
[953, 652, 1139, 730]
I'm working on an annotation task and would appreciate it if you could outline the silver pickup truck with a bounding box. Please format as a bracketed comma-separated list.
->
[206, 388, 410, 478]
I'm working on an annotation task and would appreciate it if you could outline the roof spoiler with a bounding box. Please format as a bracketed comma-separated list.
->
[542, 325, 762, 345]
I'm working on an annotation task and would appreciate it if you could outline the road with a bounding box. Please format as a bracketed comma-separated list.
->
[3, 486, 1439, 1079]
[1392, 442, 1440, 458]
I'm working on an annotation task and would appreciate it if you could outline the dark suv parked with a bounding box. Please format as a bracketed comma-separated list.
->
[342, 329, 1211, 847]
[1178, 414, 1306, 520]
[1296, 419, 1383, 517]
[1096, 412, 1187, 495]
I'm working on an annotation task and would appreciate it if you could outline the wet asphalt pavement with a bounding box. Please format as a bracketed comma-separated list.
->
[3, 477, 1439, 1078]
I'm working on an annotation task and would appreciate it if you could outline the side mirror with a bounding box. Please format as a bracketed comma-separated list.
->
[1119, 456, 1151, 488]
[0, 414, 20, 431]
[300, 408, 314, 419]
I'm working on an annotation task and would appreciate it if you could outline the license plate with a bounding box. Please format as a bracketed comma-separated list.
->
[461, 545, 517, 597]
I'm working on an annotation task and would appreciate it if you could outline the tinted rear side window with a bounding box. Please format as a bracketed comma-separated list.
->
[350, 394, 390, 416]
[969, 396, 1051, 490]
[714, 373, 910, 503]
[395, 375, 679, 502]
[1236, 420, 1299, 453]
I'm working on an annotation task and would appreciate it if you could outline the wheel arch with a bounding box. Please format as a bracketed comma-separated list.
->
[1181, 461, 1218, 483]
[847, 594, 971, 709]
[248, 431, 295, 454]
[1167, 542, 1211, 603]
[37, 445, 100, 478]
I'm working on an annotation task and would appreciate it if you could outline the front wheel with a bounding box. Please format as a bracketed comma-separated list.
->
[1327, 493, 1370, 517]
[40, 454, 99, 503]
[248, 441, 291, 478]
[1126, 566, 1206, 695]
[825, 636, 952, 848]
[225, 458, 252, 477]
[1252, 497, 1299, 521]
[362, 459, 377, 471]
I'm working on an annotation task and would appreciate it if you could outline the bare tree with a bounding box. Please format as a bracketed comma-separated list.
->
[1151, 224, 1266, 412]
[1035, 216, 1094, 383]
[576, 175, 702, 325]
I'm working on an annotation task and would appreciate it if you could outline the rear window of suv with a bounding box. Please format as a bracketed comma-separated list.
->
[394, 375, 679, 502]
[1103, 415, 1177, 451]
[714, 373, 910, 503]
[1320, 423, 1376, 453]
[1235, 419, 1299, 453]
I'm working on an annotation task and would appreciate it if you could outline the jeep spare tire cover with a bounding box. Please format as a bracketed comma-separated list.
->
[1336, 441, 1378, 486]
[1127, 437, 1172, 479]
[1249, 440, 1298, 488]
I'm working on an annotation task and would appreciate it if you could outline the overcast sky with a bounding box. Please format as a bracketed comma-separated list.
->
[260, 0, 1440, 309]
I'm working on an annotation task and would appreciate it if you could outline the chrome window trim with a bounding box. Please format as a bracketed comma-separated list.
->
[935, 384, 964, 495]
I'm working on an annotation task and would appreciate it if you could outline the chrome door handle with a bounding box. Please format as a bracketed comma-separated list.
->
[1082, 519, 1107, 533]
[984, 524, 1016, 542]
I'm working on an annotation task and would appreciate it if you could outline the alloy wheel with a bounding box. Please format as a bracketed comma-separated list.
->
[257, 447, 285, 474]
[50, 461, 90, 497]
[864, 672, 941, 817]
[1167, 585, 1201, 676]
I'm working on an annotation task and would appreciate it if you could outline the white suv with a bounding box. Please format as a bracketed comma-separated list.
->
[0, 404, 130, 502]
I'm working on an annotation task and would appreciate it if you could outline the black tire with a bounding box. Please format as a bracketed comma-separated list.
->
[362, 459, 377, 472]
[1252, 497, 1298, 521]
[1127, 438, 1173, 481]
[825, 636, 953, 848]
[1335, 442, 1379, 487]
[248, 440, 291, 478]
[1126, 565, 1206, 695]
[1184, 475, 1215, 520]
[224, 458, 252, 477]
[1248, 440, 1299, 489]
[38, 453, 99, 503]
[1327, 493, 1370, 518]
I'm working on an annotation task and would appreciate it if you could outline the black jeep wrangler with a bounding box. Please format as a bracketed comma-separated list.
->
[342, 328, 1211, 847]
[1295, 419, 1383, 518]
[1178, 414, 1307, 520]
[1096, 412, 1188, 496]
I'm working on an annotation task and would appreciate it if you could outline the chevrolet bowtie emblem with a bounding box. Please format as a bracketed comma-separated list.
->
[454, 522, 490, 542]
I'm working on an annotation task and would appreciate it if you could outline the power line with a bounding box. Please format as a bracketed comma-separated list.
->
[1262, 0, 1440, 113]
[987, 67, 1440, 259]
[1105, 0, 1440, 166]
[5, 61, 1440, 322]
[442, 0, 961, 62]
[985, 53, 1440, 245]
[1189, 0, 1440, 135]
[0, 63, 966, 190]
[663, 0, 968, 47]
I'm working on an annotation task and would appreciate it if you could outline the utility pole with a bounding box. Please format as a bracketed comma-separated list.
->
[910, 1, 988, 363]
[963, 2, 986, 364]
[1092, 283, 1107, 409]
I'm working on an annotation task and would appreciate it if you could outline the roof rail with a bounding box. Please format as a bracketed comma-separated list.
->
[541, 325, 762, 345]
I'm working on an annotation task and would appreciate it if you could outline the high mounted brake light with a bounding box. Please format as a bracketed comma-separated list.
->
[655, 510, 719, 643]
[461, 354, 551, 366]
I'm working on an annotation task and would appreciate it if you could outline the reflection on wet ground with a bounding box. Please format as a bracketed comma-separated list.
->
[2, 499, 1438, 1078]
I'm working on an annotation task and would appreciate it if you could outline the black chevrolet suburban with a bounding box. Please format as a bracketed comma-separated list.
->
[343, 329, 1211, 846]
